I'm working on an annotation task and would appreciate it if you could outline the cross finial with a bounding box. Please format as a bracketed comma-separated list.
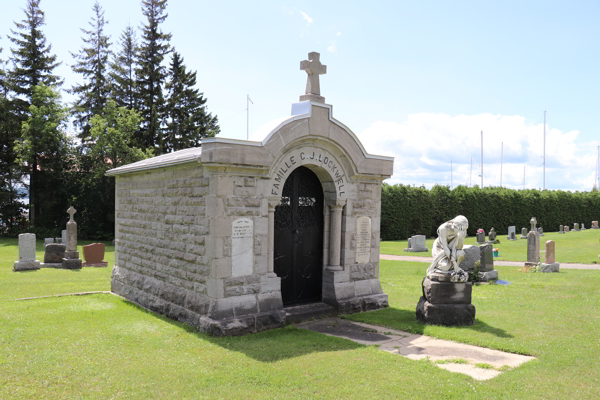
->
[300, 51, 327, 103]
[67, 206, 77, 222]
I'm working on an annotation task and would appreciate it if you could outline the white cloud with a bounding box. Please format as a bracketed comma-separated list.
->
[300, 11, 313, 25]
[327, 41, 336, 52]
[336, 31, 342, 36]
[356, 113, 599, 191]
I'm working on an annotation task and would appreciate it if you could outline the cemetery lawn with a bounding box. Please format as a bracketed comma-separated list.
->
[1, 242, 598, 399]
[0, 239, 114, 300]
[381, 228, 600, 264]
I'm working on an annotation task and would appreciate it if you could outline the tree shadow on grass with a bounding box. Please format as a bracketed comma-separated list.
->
[344, 307, 513, 338]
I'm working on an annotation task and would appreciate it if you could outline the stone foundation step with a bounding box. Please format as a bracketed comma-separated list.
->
[285, 302, 336, 324]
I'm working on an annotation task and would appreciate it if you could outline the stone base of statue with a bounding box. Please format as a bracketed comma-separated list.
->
[416, 278, 475, 326]
[13, 260, 41, 271]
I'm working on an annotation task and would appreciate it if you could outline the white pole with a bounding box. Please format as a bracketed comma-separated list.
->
[469, 157, 472, 187]
[480, 130, 483, 188]
[543, 111, 546, 190]
[523, 166, 526, 190]
[246, 94, 253, 140]
[500, 141, 503, 188]
[451, 160, 453, 189]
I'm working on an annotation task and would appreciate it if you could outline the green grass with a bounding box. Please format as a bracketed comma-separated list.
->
[1, 241, 599, 399]
[0, 239, 114, 300]
[381, 229, 600, 264]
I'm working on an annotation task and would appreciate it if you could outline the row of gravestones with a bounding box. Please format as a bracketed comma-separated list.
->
[13, 207, 108, 272]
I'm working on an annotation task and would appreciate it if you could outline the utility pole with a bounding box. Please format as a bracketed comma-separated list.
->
[543, 111, 546, 190]
[500, 141, 503, 187]
[480, 130, 483, 188]
[246, 94, 253, 139]
[597, 146, 600, 190]
[523, 166, 526, 190]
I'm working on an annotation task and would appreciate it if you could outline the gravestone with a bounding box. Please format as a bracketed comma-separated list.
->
[356, 216, 372, 262]
[559, 225, 564, 234]
[43, 243, 66, 265]
[488, 227, 497, 242]
[540, 240, 559, 272]
[404, 234, 427, 253]
[581, 223, 586, 230]
[106, 51, 394, 336]
[417, 278, 475, 326]
[231, 218, 254, 276]
[54, 237, 61, 243]
[62, 206, 82, 269]
[61, 230, 67, 244]
[458, 245, 479, 271]
[564, 225, 570, 232]
[573, 223, 580, 232]
[592, 221, 599, 229]
[538, 227, 544, 236]
[525, 230, 540, 266]
[478, 244, 498, 281]
[44, 238, 54, 245]
[476, 231, 485, 244]
[520, 227, 528, 239]
[13, 233, 40, 271]
[507, 226, 516, 241]
[83, 243, 108, 267]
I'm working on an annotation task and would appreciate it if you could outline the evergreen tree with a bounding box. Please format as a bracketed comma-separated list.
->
[14, 84, 70, 225]
[109, 25, 138, 110]
[164, 52, 219, 151]
[69, 1, 112, 143]
[136, 0, 172, 152]
[0, 40, 25, 233]
[8, 0, 62, 114]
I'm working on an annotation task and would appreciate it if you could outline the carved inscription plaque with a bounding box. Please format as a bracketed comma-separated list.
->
[232, 218, 254, 277]
[355, 216, 372, 264]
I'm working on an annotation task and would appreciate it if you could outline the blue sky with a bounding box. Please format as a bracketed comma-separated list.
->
[1, 0, 598, 190]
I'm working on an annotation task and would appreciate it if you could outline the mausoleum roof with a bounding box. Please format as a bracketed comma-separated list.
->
[105, 147, 203, 176]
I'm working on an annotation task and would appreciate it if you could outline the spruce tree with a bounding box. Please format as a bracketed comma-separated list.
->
[164, 52, 219, 151]
[109, 25, 138, 110]
[8, 0, 62, 114]
[8, 0, 63, 222]
[136, 0, 172, 152]
[69, 1, 112, 143]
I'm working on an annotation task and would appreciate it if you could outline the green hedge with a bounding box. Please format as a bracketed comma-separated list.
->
[381, 184, 600, 240]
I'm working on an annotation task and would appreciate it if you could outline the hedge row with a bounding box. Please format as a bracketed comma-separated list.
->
[380, 184, 600, 240]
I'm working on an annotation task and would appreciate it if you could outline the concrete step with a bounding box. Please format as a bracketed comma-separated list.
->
[285, 302, 336, 324]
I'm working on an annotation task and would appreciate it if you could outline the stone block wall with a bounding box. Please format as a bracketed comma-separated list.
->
[113, 164, 212, 326]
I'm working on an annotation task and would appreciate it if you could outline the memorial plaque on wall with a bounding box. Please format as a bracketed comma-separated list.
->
[232, 218, 254, 277]
[355, 216, 372, 263]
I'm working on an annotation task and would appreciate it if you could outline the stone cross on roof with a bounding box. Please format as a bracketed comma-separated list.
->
[67, 206, 77, 222]
[300, 52, 327, 103]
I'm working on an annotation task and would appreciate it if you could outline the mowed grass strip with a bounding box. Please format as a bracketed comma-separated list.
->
[381, 228, 600, 264]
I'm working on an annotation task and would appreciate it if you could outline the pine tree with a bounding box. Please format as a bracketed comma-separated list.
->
[0, 39, 25, 232]
[69, 1, 112, 143]
[136, 0, 172, 152]
[109, 25, 138, 110]
[164, 52, 219, 151]
[8, 0, 63, 223]
[8, 0, 62, 114]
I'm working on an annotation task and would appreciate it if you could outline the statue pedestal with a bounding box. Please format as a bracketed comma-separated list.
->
[416, 278, 475, 326]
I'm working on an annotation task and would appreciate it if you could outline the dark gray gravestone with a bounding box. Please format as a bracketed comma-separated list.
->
[479, 244, 494, 272]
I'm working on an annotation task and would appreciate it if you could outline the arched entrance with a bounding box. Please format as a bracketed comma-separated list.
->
[274, 166, 324, 306]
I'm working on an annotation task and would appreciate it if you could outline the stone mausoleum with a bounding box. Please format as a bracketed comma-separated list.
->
[107, 52, 394, 335]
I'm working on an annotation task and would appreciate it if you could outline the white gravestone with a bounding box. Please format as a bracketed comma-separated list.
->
[507, 226, 516, 240]
[231, 218, 254, 277]
[61, 230, 67, 244]
[355, 216, 372, 264]
[13, 233, 40, 271]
